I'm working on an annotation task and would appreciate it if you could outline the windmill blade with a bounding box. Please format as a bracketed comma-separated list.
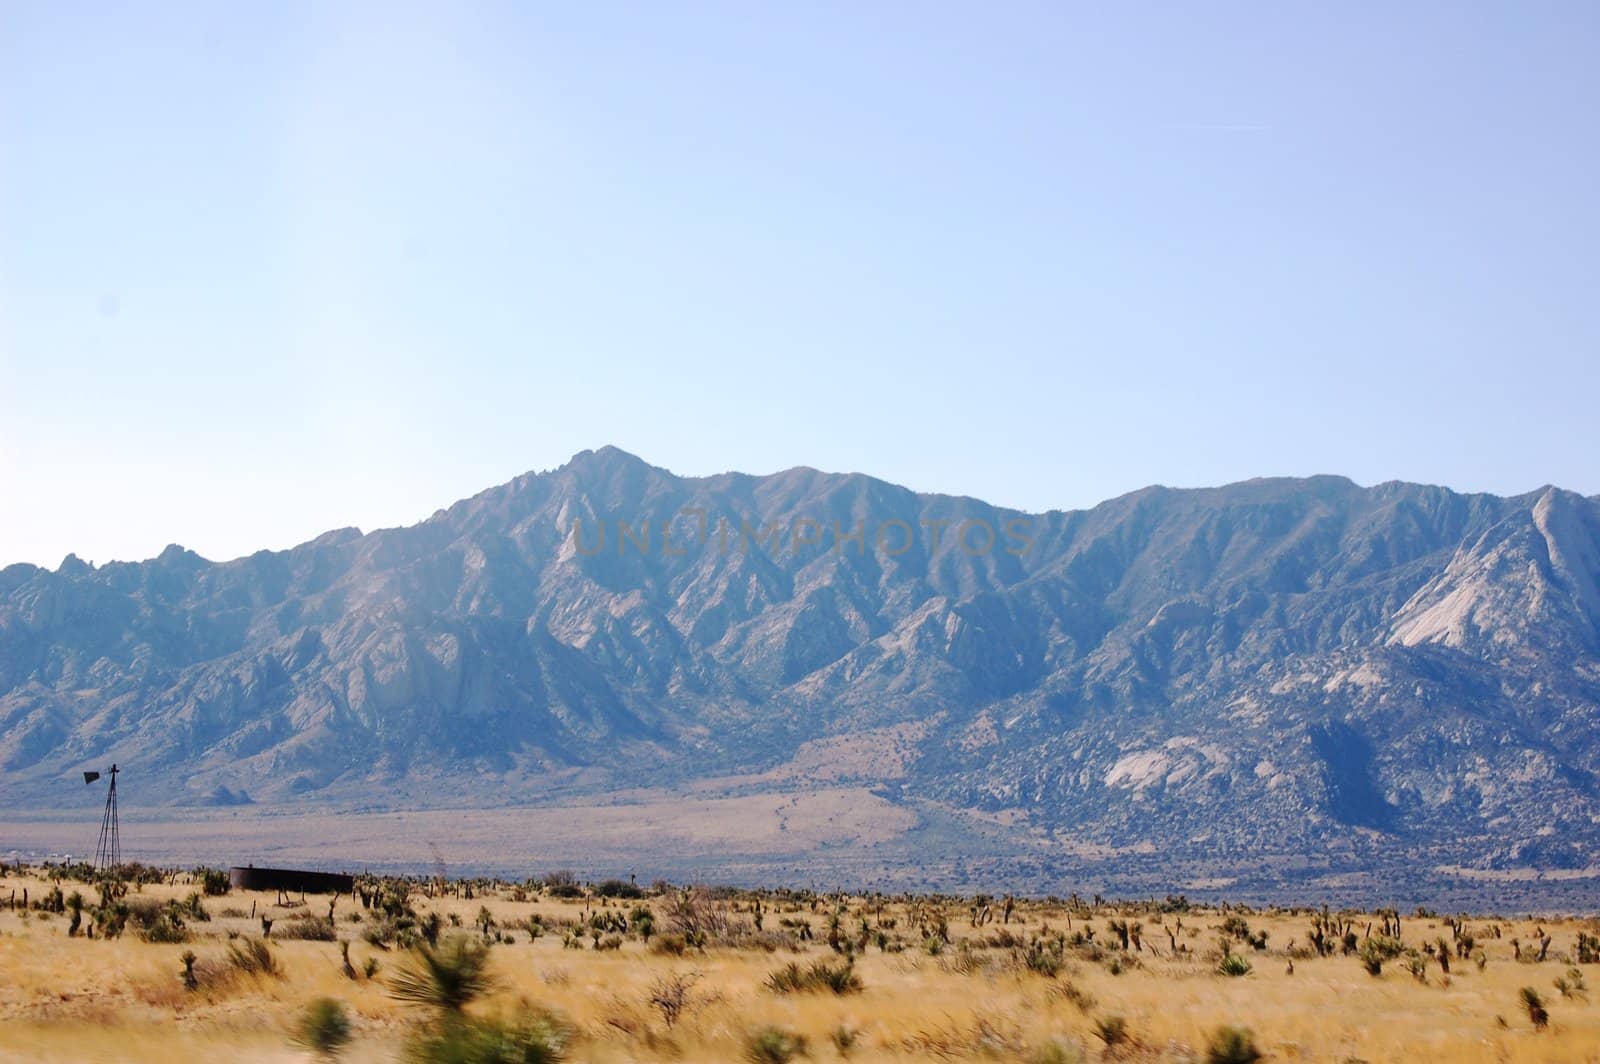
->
[83, 771, 101, 785]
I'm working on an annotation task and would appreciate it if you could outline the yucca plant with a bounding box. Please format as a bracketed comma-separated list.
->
[764, 958, 862, 995]
[743, 1024, 807, 1064]
[226, 936, 281, 977]
[1216, 952, 1253, 977]
[293, 997, 353, 1060]
[1205, 1026, 1262, 1064]
[1520, 987, 1549, 1030]
[389, 936, 495, 1014]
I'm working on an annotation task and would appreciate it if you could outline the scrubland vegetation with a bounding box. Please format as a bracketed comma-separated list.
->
[2, 861, 1599, 1061]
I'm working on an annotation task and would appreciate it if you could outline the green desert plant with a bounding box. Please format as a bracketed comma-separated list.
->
[226, 936, 281, 978]
[1217, 952, 1253, 977]
[764, 959, 862, 995]
[1520, 987, 1550, 1030]
[403, 1008, 568, 1064]
[293, 997, 354, 1060]
[1205, 1026, 1263, 1064]
[743, 1024, 808, 1064]
[1021, 939, 1065, 977]
[389, 936, 495, 1014]
[829, 1024, 861, 1056]
[1401, 951, 1429, 983]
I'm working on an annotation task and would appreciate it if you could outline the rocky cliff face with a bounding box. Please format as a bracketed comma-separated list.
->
[3, 449, 1598, 869]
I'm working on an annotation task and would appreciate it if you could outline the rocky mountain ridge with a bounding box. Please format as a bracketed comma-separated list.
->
[3, 448, 1598, 872]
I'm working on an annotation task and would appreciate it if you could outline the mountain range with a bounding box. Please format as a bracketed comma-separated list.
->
[4, 448, 1600, 886]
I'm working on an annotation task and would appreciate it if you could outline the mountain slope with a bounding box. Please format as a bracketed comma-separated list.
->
[3, 449, 1598, 871]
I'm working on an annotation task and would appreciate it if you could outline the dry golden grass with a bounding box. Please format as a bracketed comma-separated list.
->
[3, 866, 1600, 1062]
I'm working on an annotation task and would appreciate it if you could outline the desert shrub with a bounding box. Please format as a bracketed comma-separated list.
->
[541, 871, 584, 899]
[830, 1024, 861, 1056]
[37, 885, 65, 913]
[1050, 980, 1096, 1012]
[127, 899, 186, 943]
[65, 891, 85, 936]
[1020, 939, 1065, 977]
[650, 933, 689, 956]
[595, 879, 644, 899]
[1521, 987, 1549, 1030]
[144, 913, 191, 944]
[1401, 951, 1429, 982]
[1217, 952, 1253, 977]
[390, 936, 494, 1014]
[404, 1009, 569, 1064]
[366, 914, 421, 950]
[764, 959, 862, 995]
[170, 892, 209, 922]
[96, 900, 130, 939]
[661, 886, 746, 945]
[195, 867, 232, 896]
[1093, 1015, 1129, 1049]
[743, 1025, 808, 1064]
[647, 970, 700, 1028]
[1030, 1038, 1084, 1064]
[1205, 1026, 1263, 1064]
[293, 997, 353, 1059]
[226, 937, 282, 978]
[125, 896, 164, 929]
[280, 915, 338, 941]
[1365, 935, 1405, 960]
[1556, 968, 1587, 999]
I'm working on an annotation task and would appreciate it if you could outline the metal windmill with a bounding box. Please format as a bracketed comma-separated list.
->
[83, 763, 121, 870]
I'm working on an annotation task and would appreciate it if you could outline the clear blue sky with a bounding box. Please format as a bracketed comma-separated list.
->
[3, 3, 1597, 567]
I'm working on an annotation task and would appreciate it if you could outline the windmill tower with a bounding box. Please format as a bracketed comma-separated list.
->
[83, 764, 121, 870]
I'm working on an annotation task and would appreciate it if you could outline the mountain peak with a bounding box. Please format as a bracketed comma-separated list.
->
[563, 445, 654, 474]
[4, 462, 1600, 888]
[156, 543, 207, 568]
[56, 552, 92, 575]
